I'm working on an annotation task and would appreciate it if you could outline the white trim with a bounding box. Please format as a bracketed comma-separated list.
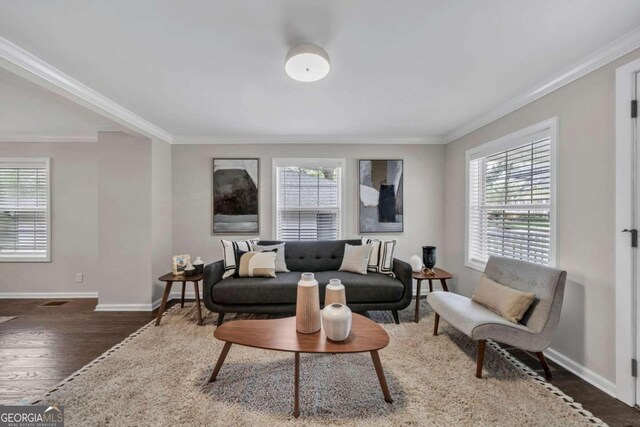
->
[272, 158, 346, 240]
[0, 36, 172, 144]
[447, 26, 640, 143]
[544, 347, 617, 399]
[0, 157, 51, 263]
[95, 303, 155, 312]
[0, 292, 98, 299]
[0, 134, 97, 143]
[172, 135, 445, 145]
[615, 57, 640, 407]
[464, 118, 558, 272]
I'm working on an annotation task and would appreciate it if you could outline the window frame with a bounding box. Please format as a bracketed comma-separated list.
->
[272, 158, 346, 241]
[464, 118, 558, 272]
[0, 157, 52, 263]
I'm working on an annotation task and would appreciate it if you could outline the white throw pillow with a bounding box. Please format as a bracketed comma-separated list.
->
[339, 243, 373, 275]
[237, 251, 277, 278]
[221, 238, 259, 279]
[253, 243, 290, 272]
[361, 237, 396, 277]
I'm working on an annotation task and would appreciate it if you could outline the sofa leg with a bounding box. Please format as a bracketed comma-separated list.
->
[476, 340, 486, 378]
[536, 352, 552, 378]
[433, 313, 440, 336]
[216, 312, 225, 327]
[391, 310, 400, 324]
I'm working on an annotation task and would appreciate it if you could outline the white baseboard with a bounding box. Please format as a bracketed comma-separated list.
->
[94, 303, 154, 312]
[0, 292, 98, 299]
[544, 347, 617, 398]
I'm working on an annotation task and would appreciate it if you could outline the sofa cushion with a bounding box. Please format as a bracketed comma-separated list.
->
[213, 270, 404, 305]
[427, 291, 532, 340]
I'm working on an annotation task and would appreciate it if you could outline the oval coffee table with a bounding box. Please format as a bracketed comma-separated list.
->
[208, 314, 392, 418]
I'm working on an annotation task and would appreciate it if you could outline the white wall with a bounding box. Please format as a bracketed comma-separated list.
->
[443, 47, 640, 387]
[0, 141, 98, 294]
[151, 139, 172, 303]
[172, 143, 446, 270]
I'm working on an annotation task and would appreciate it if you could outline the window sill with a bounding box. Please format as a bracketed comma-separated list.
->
[0, 256, 51, 263]
[464, 259, 486, 273]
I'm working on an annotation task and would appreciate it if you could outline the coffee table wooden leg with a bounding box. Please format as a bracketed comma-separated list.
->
[294, 352, 300, 418]
[370, 350, 393, 403]
[208, 341, 232, 382]
[155, 281, 173, 326]
[440, 278, 449, 292]
[414, 279, 422, 323]
[193, 281, 203, 325]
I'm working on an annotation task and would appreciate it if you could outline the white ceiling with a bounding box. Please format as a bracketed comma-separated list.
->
[0, 0, 640, 140]
[0, 68, 114, 139]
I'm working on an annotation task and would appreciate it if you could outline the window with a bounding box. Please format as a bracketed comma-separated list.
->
[0, 158, 51, 262]
[466, 119, 557, 271]
[274, 158, 344, 241]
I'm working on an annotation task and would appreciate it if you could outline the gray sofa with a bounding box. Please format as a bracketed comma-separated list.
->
[203, 239, 413, 326]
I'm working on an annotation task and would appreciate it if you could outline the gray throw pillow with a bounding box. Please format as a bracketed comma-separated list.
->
[253, 243, 290, 272]
[339, 243, 373, 275]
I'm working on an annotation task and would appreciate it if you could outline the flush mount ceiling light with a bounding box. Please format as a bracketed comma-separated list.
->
[285, 44, 330, 82]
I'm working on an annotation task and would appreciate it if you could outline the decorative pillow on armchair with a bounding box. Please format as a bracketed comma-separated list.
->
[221, 238, 259, 279]
[361, 237, 396, 277]
[472, 274, 535, 324]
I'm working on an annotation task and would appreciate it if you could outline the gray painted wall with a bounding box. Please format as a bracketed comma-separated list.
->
[171, 144, 446, 271]
[0, 141, 98, 294]
[443, 47, 640, 383]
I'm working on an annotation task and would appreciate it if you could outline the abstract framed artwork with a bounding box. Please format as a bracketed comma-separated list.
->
[358, 159, 404, 233]
[212, 158, 259, 234]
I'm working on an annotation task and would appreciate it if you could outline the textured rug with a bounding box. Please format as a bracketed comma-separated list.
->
[31, 303, 604, 426]
[0, 316, 16, 324]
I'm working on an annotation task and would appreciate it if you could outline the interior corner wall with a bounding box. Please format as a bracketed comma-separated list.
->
[443, 47, 640, 387]
[0, 141, 98, 294]
[151, 138, 172, 305]
[171, 143, 446, 279]
[97, 131, 153, 307]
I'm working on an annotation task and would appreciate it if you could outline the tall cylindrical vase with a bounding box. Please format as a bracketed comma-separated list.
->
[296, 273, 321, 334]
[324, 279, 346, 307]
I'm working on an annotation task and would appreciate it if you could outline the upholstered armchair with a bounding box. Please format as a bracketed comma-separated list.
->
[427, 256, 566, 378]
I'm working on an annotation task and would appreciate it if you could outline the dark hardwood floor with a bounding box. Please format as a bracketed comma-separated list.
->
[1, 298, 639, 426]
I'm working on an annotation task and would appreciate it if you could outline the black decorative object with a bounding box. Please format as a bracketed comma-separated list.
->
[212, 158, 259, 234]
[422, 246, 436, 274]
[359, 159, 404, 233]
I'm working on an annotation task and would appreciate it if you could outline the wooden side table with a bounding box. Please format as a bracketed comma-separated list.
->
[156, 272, 204, 326]
[412, 268, 452, 323]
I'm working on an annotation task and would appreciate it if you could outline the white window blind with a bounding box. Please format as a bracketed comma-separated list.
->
[0, 159, 50, 261]
[467, 123, 555, 270]
[275, 160, 343, 241]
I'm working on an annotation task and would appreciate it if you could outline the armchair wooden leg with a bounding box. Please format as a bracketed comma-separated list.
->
[391, 310, 400, 324]
[476, 340, 486, 378]
[536, 352, 552, 378]
[433, 313, 440, 336]
[216, 312, 225, 327]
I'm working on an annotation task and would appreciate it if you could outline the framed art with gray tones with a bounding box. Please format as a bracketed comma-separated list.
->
[359, 159, 404, 233]
[212, 158, 259, 234]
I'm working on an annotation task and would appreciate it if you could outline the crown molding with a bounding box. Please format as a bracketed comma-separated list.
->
[0, 36, 173, 143]
[445, 25, 640, 143]
[0, 134, 97, 143]
[172, 135, 446, 145]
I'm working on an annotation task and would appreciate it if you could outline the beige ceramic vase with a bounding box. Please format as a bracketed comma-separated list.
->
[296, 273, 321, 334]
[324, 279, 346, 307]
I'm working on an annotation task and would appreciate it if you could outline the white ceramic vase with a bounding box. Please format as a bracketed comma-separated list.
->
[322, 303, 352, 341]
[409, 255, 424, 272]
[296, 273, 321, 334]
[324, 278, 346, 306]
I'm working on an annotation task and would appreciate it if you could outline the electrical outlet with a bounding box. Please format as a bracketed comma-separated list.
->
[75, 273, 83, 283]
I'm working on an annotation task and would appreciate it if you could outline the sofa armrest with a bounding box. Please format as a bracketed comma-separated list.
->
[203, 260, 225, 311]
[393, 258, 413, 303]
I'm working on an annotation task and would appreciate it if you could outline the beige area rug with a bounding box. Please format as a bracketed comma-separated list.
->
[0, 316, 16, 324]
[31, 303, 604, 426]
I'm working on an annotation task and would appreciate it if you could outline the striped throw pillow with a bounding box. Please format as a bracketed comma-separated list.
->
[361, 237, 396, 277]
[221, 238, 259, 279]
